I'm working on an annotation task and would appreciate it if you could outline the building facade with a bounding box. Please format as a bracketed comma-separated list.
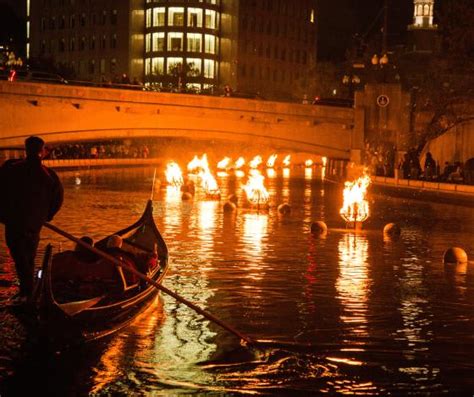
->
[29, 0, 318, 100]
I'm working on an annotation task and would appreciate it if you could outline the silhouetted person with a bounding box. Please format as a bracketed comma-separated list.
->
[0, 136, 63, 304]
[424, 152, 436, 180]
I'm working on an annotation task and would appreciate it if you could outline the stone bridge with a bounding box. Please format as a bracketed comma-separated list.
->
[0, 81, 360, 160]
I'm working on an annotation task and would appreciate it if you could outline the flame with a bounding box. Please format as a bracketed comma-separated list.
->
[283, 155, 291, 167]
[249, 155, 263, 169]
[305, 159, 313, 167]
[200, 170, 220, 196]
[243, 170, 269, 205]
[217, 157, 231, 169]
[322, 156, 328, 166]
[165, 162, 184, 187]
[187, 154, 209, 174]
[339, 174, 371, 223]
[234, 157, 245, 169]
[266, 154, 278, 168]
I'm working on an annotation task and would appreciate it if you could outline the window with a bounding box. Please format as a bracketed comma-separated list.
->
[146, 9, 151, 27]
[111, 34, 117, 49]
[186, 58, 201, 76]
[101, 10, 107, 25]
[89, 59, 95, 74]
[152, 57, 164, 75]
[41, 17, 46, 31]
[152, 32, 165, 51]
[80, 13, 86, 27]
[100, 59, 106, 74]
[188, 8, 203, 27]
[145, 33, 151, 52]
[145, 58, 151, 75]
[69, 37, 75, 51]
[168, 32, 183, 51]
[110, 58, 117, 72]
[70, 15, 75, 29]
[80, 36, 86, 50]
[204, 34, 215, 54]
[101, 35, 106, 49]
[41, 40, 46, 53]
[167, 57, 183, 75]
[169, 7, 184, 26]
[59, 39, 65, 52]
[90, 36, 95, 50]
[204, 59, 214, 78]
[205, 9, 216, 29]
[153, 7, 165, 27]
[59, 16, 65, 29]
[187, 33, 202, 52]
[111, 9, 117, 25]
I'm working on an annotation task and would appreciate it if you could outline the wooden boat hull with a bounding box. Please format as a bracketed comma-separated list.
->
[35, 200, 169, 345]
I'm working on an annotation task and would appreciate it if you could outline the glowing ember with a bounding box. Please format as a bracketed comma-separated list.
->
[165, 162, 184, 187]
[305, 159, 313, 167]
[283, 155, 291, 167]
[266, 154, 278, 168]
[187, 154, 209, 174]
[243, 171, 269, 205]
[339, 174, 371, 223]
[217, 157, 231, 169]
[249, 155, 263, 169]
[234, 157, 245, 169]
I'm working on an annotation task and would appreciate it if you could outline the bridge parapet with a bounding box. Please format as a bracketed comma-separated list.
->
[0, 81, 356, 159]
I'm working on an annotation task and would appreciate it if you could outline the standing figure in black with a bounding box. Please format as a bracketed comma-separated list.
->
[0, 136, 63, 304]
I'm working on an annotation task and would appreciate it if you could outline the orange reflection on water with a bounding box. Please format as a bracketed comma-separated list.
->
[242, 213, 268, 282]
[305, 167, 313, 180]
[336, 234, 370, 337]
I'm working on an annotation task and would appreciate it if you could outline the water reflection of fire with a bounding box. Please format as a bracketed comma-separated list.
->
[165, 162, 184, 187]
[243, 170, 269, 206]
[339, 174, 371, 224]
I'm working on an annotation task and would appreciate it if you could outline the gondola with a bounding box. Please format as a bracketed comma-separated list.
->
[34, 200, 168, 345]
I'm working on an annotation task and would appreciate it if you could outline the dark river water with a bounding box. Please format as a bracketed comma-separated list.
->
[1, 166, 473, 396]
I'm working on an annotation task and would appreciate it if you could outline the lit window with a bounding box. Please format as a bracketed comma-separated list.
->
[169, 7, 185, 26]
[188, 8, 203, 27]
[110, 58, 116, 72]
[152, 57, 165, 75]
[187, 33, 202, 52]
[146, 9, 151, 27]
[168, 32, 183, 51]
[100, 59, 106, 74]
[167, 57, 184, 74]
[152, 32, 165, 51]
[204, 34, 216, 54]
[153, 7, 165, 27]
[204, 59, 215, 78]
[205, 9, 216, 29]
[310, 9, 315, 23]
[27, 21, 30, 39]
[186, 58, 201, 76]
[145, 58, 151, 75]
[145, 33, 151, 52]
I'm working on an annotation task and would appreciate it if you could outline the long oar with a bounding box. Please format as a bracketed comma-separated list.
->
[44, 223, 309, 350]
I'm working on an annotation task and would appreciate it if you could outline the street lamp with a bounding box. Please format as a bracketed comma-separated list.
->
[342, 73, 361, 98]
[371, 53, 389, 82]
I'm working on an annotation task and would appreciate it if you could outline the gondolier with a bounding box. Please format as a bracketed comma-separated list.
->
[0, 136, 63, 305]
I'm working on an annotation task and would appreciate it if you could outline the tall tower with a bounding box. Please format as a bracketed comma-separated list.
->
[407, 0, 439, 53]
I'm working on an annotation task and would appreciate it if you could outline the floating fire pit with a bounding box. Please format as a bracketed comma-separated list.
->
[339, 174, 371, 229]
[243, 170, 269, 209]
